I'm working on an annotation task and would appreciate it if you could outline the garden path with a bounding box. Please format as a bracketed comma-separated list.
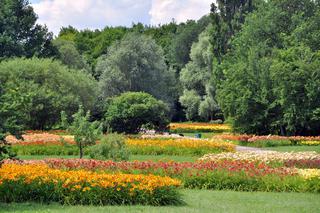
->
[235, 145, 268, 153]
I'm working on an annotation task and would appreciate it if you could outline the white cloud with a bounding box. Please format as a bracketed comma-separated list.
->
[32, 0, 151, 35]
[31, 0, 213, 35]
[149, 0, 213, 25]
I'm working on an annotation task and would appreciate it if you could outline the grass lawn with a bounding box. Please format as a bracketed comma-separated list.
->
[266, 146, 320, 153]
[18, 154, 198, 162]
[1, 190, 319, 213]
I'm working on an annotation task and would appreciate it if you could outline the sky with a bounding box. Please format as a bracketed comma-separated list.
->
[29, 0, 213, 35]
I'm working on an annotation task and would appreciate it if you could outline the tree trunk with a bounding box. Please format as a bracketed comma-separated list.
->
[280, 126, 286, 136]
[79, 142, 83, 159]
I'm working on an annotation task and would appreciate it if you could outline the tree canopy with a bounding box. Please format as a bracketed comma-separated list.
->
[0, 0, 319, 136]
[0, 0, 55, 59]
[216, 0, 320, 135]
[0, 58, 98, 130]
[98, 33, 176, 104]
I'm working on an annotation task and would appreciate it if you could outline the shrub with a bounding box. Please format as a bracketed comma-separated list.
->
[0, 139, 17, 165]
[0, 58, 98, 130]
[104, 92, 170, 134]
[89, 133, 129, 161]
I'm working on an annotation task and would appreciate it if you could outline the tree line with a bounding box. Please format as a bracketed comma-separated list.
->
[0, 0, 319, 136]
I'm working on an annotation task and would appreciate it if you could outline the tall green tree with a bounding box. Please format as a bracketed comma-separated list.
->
[169, 16, 211, 70]
[270, 46, 320, 135]
[98, 33, 176, 105]
[179, 25, 220, 121]
[0, 0, 55, 59]
[210, 0, 255, 63]
[217, 0, 320, 135]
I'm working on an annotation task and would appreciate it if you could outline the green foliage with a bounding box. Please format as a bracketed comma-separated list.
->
[209, 0, 256, 62]
[98, 33, 176, 104]
[0, 0, 56, 59]
[68, 106, 102, 158]
[169, 16, 211, 70]
[142, 22, 178, 62]
[59, 111, 69, 130]
[216, 0, 320, 135]
[0, 58, 98, 130]
[89, 133, 129, 161]
[0, 140, 17, 164]
[0, 62, 31, 163]
[53, 39, 90, 73]
[183, 171, 317, 192]
[57, 26, 128, 72]
[239, 140, 293, 148]
[270, 46, 320, 135]
[104, 92, 170, 134]
[179, 26, 220, 121]
[12, 145, 79, 156]
[179, 90, 201, 121]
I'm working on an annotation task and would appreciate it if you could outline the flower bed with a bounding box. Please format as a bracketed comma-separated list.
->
[300, 141, 320, 146]
[0, 163, 182, 205]
[199, 151, 320, 168]
[5, 159, 319, 193]
[12, 138, 235, 156]
[169, 123, 231, 133]
[297, 169, 320, 180]
[6, 133, 75, 145]
[126, 138, 235, 155]
[214, 134, 320, 147]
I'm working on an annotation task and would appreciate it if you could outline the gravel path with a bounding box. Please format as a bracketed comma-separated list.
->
[236, 145, 269, 153]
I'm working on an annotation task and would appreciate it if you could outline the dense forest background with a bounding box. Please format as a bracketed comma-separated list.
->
[1, 0, 320, 136]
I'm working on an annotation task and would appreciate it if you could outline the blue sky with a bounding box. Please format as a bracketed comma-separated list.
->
[29, 0, 213, 35]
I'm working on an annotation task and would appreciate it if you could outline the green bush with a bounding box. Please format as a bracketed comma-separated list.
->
[104, 92, 170, 134]
[89, 133, 129, 161]
[0, 140, 17, 164]
[0, 58, 98, 130]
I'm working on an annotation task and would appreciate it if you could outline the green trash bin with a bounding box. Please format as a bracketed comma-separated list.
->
[195, 133, 202, 138]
